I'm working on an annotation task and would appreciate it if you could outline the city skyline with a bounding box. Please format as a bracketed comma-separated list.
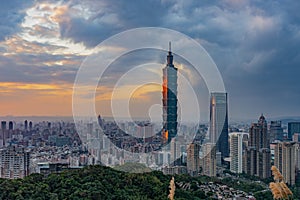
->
[0, 1, 299, 120]
[0, 1, 299, 199]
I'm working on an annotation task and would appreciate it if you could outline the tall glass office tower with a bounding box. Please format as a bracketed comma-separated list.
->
[162, 43, 178, 143]
[288, 122, 300, 139]
[209, 92, 229, 158]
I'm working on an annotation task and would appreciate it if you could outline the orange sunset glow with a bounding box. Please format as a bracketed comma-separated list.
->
[0, 82, 73, 116]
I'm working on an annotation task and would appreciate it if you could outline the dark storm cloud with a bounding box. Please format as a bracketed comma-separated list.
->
[54, 0, 300, 119]
[163, 0, 300, 119]
[59, 17, 119, 47]
[59, 0, 227, 48]
[0, 0, 34, 41]
[56, 0, 174, 47]
[0, 53, 79, 84]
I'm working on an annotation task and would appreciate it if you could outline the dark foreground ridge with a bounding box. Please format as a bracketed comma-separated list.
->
[0, 164, 278, 200]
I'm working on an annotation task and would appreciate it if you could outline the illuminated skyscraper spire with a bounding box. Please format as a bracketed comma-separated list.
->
[167, 42, 173, 65]
[162, 42, 178, 143]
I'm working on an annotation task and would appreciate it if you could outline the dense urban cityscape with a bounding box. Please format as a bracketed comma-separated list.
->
[1, 0, 300, 199]
[0, 45, 299, 200]
[1, 114, 300, 199]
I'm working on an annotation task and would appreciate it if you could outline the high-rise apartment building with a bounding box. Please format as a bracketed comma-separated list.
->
[0, 146, 30, 179]
[230, 132, 246, 173]
[209, 92, 229, 158]
[244, 114, 271, 178]
[288, 122, 300, 139]
[243, 146, 257, 176]
[1, 121, 6, 147]
[295, 143, 300, 184]
[274, 142, 296, 185]
[137, 122, 154, 143]
[201, 143, 216, 177]
[24, 120, 28, 130]
[257, 148, 271, 178]
[249, 115, 269, 149]
[293, 133, 300, 142]
[162, 43, 178, 143]
[1, 121, 6, 131]
[8, 121, 13, 130]
[29, 121, 33, 130]
[187, 143, 200, 176]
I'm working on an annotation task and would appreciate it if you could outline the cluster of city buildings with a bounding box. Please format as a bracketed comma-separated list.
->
[176, 180, 256, 199]
[156, 44, 300, 188]
[0, 120, 92, 179]
[175, 113, 300, 187]
[229, 119, 300, 186]
[0, 45, 299, 193]
[198, 182, 256, 200]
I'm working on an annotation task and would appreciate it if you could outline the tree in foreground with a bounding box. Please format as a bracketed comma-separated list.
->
[168, 176, 175, 200]
[269, 166, 293, 200]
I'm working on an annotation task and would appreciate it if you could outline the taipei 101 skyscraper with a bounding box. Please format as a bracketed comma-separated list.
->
[162, 42, 178, 143]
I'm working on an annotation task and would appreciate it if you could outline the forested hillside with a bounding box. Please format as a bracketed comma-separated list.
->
[0, 165, 277, 200]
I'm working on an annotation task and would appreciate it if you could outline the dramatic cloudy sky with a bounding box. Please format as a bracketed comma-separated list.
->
[0, 0, 299, 121]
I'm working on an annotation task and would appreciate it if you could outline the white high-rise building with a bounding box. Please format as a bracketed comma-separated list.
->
[170, 135, 186, 163]
[0, 146, 30, 179]
[295, 143, 300, 172]
[230, 132, 247, 173]
[136, 123, 154, 143]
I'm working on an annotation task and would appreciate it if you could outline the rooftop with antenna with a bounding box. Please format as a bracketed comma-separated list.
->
[167, 41, 173, 65]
